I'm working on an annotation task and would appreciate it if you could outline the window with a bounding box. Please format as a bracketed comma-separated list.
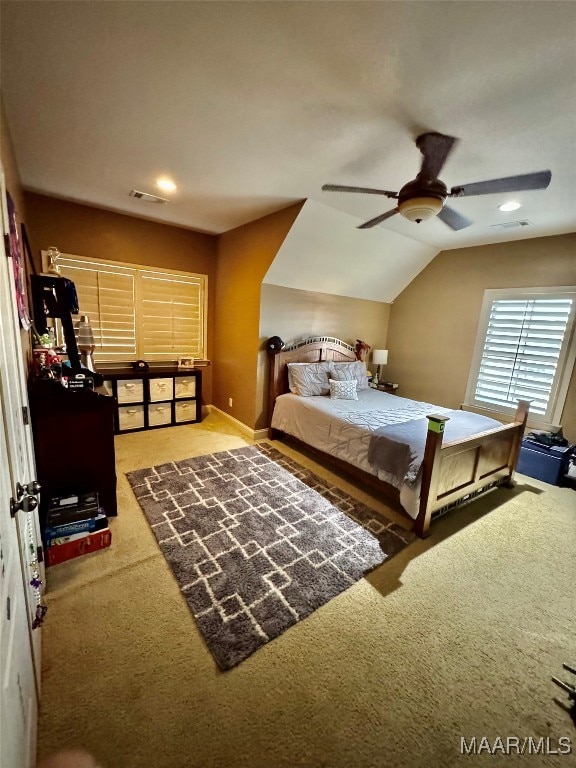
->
[138, 269, 205, 360]
[465, 287, 576, 425]
[43, 252, 207, 363]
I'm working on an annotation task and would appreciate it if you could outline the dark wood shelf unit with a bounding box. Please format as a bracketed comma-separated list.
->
[97, 366, 202, 434]
[29, 379, 117, 527]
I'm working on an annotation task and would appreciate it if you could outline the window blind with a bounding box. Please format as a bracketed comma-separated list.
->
[138, 270, 204, 360]
[473, 296, 573, 417]
[47, 253, 207, 363]
[57, 257, 137, 360]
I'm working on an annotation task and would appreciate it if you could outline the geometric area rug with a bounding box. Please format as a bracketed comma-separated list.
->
[126, 443, 415, 670]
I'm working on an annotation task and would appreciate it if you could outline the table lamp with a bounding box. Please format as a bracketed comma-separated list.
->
[77, 315, 96, 371]
[372, 349, 388, 385]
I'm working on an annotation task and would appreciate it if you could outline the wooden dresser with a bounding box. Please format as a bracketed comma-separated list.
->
[29, 379, 117, 521]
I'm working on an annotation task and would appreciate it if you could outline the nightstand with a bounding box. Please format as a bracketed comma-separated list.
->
[376, 383, 398, 394]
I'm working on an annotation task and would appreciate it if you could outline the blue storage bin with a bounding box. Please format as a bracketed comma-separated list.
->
[517, 439, 573, 485]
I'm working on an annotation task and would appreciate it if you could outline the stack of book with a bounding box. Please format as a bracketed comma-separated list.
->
[44, 491, 112, 566]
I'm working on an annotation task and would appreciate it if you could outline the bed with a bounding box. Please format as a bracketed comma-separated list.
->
[267, 336, 529, 537]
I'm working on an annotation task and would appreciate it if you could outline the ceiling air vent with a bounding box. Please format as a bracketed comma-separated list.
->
[129, 190, 168, 204]
[490, 220, 532, 231]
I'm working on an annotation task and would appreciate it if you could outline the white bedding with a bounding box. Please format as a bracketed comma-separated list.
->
[270, 389, 453, 519]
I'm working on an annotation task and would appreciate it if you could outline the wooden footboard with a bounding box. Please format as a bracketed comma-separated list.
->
[415, 400, 530, 537]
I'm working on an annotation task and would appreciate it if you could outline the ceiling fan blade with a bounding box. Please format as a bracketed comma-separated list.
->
[437, 205, 473, 231]
[450, 170, 551, 197]
[417, 132, 458, 179]
[322, 184, 398, 199]
[357, 208, 399, 229]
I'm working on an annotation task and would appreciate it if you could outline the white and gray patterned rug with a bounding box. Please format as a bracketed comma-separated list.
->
[126, 443, 414, 669]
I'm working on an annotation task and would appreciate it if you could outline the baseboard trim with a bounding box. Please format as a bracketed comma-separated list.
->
[207, 405, 268, 441]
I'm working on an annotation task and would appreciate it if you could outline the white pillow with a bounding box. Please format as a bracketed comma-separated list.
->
[287, 362, 332, 397]
[329, 361, 370, 390]
[329, 378, 358, 400]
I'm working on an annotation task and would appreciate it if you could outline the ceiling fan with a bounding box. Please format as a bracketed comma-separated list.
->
[322, 132, 552, 231]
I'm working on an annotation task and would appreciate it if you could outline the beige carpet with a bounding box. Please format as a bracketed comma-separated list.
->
[38, 412, 576, 768]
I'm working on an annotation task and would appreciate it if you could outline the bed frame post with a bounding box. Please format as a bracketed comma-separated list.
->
[267, 349, 281, 439]
[504, 399, 530, 487]
[415, 414, 450, 538]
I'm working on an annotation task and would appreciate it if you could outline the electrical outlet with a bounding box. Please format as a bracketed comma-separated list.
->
[228, 398, 233, 408]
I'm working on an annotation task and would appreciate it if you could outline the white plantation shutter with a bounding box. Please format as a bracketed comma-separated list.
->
[55, 256, 137, 360]
[45, 252, 207, 363]
[467, 288, 576, 424]
[139, 271, 204, 360]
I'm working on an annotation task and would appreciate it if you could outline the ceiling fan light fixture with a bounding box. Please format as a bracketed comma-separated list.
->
[322, 132, 551, 231]
[398, 196, 444, 223]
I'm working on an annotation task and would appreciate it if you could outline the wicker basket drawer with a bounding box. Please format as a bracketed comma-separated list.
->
[118, 404, 145, 431]
[175, 377, 196, 399]
[117, 379, 144, 404]
[148, 403, 172, 427]
[149, 377, 174, 402]
[174, 400, 196, 423]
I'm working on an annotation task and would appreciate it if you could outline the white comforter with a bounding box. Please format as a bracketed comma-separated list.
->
[271, 389, 453, 519]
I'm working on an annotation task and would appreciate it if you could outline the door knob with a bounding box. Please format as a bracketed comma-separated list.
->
[10, 494, 38, 518]
[16, 480, 41, 497]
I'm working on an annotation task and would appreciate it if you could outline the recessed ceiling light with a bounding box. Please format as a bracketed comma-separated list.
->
[156, 178, 177, 193]
[499, 201, 522, 212]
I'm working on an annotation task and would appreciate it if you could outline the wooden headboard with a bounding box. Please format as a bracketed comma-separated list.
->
[267, 336, 358, 425]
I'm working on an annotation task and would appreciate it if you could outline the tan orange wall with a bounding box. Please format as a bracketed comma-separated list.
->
[24, 193, 217, 402]
[259, 285, 390, 352]
[1, 95, 31, 361]
[214, 203, 304, 430]
[259, 284, 391, 425]
[386, 233, 576, 442]
[1, 97, 27, 222]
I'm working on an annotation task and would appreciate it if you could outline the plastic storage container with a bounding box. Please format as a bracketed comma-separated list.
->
[516, 439, 573, 485]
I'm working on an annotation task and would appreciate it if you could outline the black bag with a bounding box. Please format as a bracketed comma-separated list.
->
[525, 429, 569, 448]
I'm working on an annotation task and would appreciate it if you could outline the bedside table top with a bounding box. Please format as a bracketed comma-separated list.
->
[375, 383, 398, 392]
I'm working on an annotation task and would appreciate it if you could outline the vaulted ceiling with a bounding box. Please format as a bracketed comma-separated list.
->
[2, 1, 575, 298]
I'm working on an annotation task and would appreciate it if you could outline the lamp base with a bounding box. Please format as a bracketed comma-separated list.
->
[80, 350, 96, 372]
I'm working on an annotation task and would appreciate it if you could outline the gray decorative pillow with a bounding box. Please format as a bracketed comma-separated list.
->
[287, 362, 332, 397]
[329, 378, 358, 400]
[329, 361, 370, 390]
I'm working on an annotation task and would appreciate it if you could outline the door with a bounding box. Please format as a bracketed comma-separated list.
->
[0, 171, 44, 683]
[0, 167, 41, 767]
[0, 411, 37, 768]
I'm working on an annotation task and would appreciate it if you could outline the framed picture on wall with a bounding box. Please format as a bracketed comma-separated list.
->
[6, 190, 32, 330]
[178, 357, 195, 369]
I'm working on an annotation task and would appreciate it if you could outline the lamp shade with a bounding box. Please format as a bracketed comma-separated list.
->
[372, 349, 388, 365]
